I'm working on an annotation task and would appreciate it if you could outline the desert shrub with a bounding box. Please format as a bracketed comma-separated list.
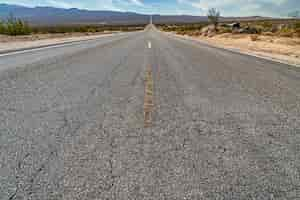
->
[87, 28, 97, 33]
[3, 14, 32, 35]
[270, 26, 279, 33]
[295, 22, 300, 29]
[294, 22, 300, 37]
[253, 25, 263, 34]
[262, 32, 274, 36]
[0, 21, 5, 34]
[278, 27, 294, 37]
[47, 27, 68, 33]
[259, 21, 273, 32]
[295, 28, 300, 37]
[34, 26, 99, 34]
[159, 23, 208, 34]
[121, 27, 131, 32]
[176, 30, 186, 35]
[2, 21, 145, 35]
[219, 27, 232, 34]
[186, 31, 193, 36]
[191, 31, 202, 36]
[250, 34, 259, 41]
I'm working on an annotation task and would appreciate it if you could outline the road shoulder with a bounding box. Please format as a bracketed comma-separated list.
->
[164, 32, 300, 68]
[0, 33, 118, 55]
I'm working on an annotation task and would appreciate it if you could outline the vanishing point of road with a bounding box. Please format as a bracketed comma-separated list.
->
[1, 25, 300, 200]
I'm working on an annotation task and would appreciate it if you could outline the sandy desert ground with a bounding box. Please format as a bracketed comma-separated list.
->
[177, 33, 300, 67]
[0, 32, 119, 53]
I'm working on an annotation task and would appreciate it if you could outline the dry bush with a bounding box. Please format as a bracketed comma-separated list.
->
[187, 31, 196, 36]
[0, 14, 32, 36]
[263, 32, 274, 36]
[296, 29, 300, 37]
[218, 27, 232, 34]
[258, 21, 273, 32]
[192, 31, 202, 36]
[278, 28, 295, 37]
[250, 35, 259, 41]
[176, 30, 186, 35]
[295, 22, 300, 37]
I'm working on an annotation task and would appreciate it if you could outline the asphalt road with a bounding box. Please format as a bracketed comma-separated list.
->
[1, 26, 300, 200]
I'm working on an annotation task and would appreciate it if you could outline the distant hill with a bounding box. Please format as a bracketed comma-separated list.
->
[0, 4, 272, 26]
[0, 4, 150, 25]
[0, 4, 210, 25]
[288, 11, 300, 18]
[222, 16, 274, 22]
[153, 15, 208, 24]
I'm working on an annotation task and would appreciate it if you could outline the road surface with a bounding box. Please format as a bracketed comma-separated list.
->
[1, 26, 300, 200]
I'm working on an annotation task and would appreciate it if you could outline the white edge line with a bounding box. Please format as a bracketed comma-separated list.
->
[0, 33, 127, 58]
[0, 42, 83, 57]
[148, 41, 152, 49]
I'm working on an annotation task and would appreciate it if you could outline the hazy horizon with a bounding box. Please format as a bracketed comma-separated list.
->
[0, 0, 299, 17]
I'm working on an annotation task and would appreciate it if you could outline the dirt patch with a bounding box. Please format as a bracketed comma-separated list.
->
[0, 32, 118, 53]
[0, 32, 118, 43]
[178, 33, 300, 66]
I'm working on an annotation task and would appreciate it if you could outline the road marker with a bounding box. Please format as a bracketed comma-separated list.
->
[144, 66, 154, 127]
[148, 41, 152, 49]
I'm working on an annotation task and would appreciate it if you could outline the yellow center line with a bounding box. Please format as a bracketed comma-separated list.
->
[144, 66, 154, 127]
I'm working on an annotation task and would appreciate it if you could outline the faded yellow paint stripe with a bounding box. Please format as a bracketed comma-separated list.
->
[144, 66, 154, 127]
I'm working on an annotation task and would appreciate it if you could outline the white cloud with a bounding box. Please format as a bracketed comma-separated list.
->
[179, 0, 242, 11]
[128, 0, 144, 6]
[0, 0, 297, 16]
[46, 0, 82, 8]
[177, 0, 294, 16]
[94, 0, 122, 11]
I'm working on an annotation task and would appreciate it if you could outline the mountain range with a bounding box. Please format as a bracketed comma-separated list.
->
[0, 4, 209, 25]
[0, 4, 272, 26]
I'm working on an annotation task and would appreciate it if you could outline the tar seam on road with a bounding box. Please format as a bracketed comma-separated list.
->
[144, 65, 154, 127]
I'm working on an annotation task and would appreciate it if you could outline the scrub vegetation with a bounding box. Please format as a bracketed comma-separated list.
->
[0, 14, 32, 36]
[30, 24, 145, 34]
[158, 19, 300, 38]
[0, 13, 145, 36]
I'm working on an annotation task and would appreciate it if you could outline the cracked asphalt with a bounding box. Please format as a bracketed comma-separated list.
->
[0, 26, 300, 200]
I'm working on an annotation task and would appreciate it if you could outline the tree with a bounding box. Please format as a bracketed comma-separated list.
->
[208, 8, 220, 31]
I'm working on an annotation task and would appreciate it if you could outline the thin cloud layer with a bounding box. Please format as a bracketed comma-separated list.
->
[178, 0, 298, 16]
[0, 0, 298, 16]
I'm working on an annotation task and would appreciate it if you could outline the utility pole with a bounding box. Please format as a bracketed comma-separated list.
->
[150, 15, 153, 25]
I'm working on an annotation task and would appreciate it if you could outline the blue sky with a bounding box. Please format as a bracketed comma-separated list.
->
[0, 0, 299, 16]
